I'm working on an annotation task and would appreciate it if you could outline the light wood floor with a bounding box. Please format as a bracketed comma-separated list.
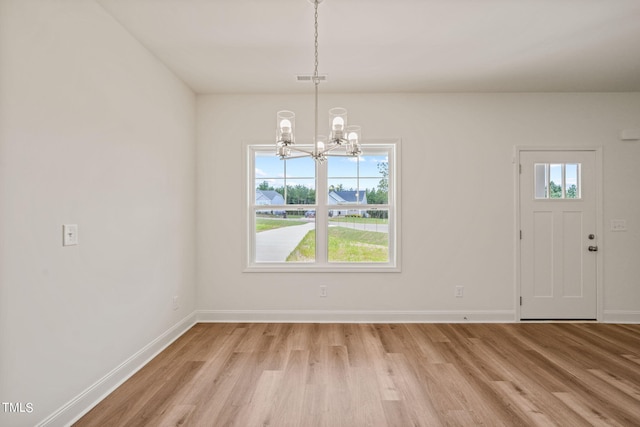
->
[75, 323, 640, 426]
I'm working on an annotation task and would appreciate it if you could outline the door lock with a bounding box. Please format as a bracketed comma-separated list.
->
[588, 234, 596, 240]
[588, 246, 598, 252]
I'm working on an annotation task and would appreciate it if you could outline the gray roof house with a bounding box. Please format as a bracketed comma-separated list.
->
[328, 190, 367, 216]
[328, 190, 367, 205]
[256, 189, 285, 206]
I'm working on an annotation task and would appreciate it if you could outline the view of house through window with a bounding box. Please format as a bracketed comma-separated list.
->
[248, 143, 398, 270]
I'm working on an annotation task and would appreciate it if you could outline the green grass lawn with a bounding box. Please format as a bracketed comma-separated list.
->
[256, 218, 307, 232]
[286, 226, 388, 262]
[329, 216, 389, 225]
[286, 229, 316, 261]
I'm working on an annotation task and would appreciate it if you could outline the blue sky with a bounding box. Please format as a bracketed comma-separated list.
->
[549, 163, 579, 188]
[255, 151, 388, 191]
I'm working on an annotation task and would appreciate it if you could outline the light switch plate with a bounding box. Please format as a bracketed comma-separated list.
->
[610, 219, 627, 232]
[620, 129, 640, 141]
[63, 224, 78, 246]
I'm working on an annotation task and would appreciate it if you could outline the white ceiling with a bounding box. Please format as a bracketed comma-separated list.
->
[96, 0, 640, 94]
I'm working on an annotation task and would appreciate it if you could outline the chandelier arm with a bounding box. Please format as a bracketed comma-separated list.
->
[292, 147, 316, 156]
[286, 154, 316, 160]
[323, 153, 358, 157]
[320, 144, 345, 155]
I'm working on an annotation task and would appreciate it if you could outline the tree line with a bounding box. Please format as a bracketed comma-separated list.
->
[257, 161, 389, 217]
[549, 181, 578, 199]
[257, 181, 389, 205]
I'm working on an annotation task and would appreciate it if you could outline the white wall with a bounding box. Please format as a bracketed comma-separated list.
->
[1, 1, 638, 424]
[197, 93, 640, 321]
[0, 1, 196, 425]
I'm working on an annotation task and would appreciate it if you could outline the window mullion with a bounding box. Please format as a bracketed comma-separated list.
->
[547, 164, 551, 199]
[316, 158, 328, 264]
[562, 164, 566, 199]
[283, 159, 287, 203]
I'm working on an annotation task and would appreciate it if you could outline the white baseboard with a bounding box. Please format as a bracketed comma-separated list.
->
[602, 310, 640, 323]
[38, 312, 197, 427]
[196, 309, 516, 323]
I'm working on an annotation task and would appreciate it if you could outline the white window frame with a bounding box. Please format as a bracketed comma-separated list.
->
[243, 139, 401, 272]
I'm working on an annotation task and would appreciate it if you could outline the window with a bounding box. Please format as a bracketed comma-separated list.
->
[535, 163, 581, 199]
[246, 141, 400, 271]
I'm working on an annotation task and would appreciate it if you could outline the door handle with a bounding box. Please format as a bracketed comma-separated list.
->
[588, 246, 598, 252]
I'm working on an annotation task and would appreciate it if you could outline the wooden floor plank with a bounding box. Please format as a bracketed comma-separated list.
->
[492, 381, 558, 426]
[509, 324, 640, 426]
[75, 323, 640, 427]
[156, 404, 195, 427]
[468, 325, 590, 426]
[553, 392, 626, 427]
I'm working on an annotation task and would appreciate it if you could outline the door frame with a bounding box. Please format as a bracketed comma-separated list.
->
[514, 146, 604, 321]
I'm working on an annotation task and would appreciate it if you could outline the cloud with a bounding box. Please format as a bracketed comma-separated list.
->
[255, 168, 285, 179]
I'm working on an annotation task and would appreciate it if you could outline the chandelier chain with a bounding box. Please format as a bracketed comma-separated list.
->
[275, 0, 362, 162]
[314, 0, 319, 79]
[313, 0, 319, 148]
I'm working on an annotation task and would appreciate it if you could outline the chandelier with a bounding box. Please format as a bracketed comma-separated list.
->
[276, 0, 362, 163]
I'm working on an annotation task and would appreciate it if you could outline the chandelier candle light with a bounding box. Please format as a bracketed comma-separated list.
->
[276, 0, 362, 162]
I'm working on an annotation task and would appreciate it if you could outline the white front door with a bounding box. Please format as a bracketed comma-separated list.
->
[519, 150, 598, 319]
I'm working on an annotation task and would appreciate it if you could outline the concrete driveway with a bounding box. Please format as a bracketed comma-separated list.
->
[255, 222, 315, 262]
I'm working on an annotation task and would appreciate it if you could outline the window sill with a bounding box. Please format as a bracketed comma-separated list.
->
[243, 263, 401, 273]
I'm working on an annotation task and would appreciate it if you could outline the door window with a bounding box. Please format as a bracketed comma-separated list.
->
[535, 163, 581, 199]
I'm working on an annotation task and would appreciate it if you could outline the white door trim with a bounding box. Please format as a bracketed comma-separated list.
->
[514, 146, 604, 321]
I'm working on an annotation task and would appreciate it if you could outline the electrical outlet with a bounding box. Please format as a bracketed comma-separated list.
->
[319, 285, 327, 297]
[172, 296, 179, 311]
[455, 286, 464, 298]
